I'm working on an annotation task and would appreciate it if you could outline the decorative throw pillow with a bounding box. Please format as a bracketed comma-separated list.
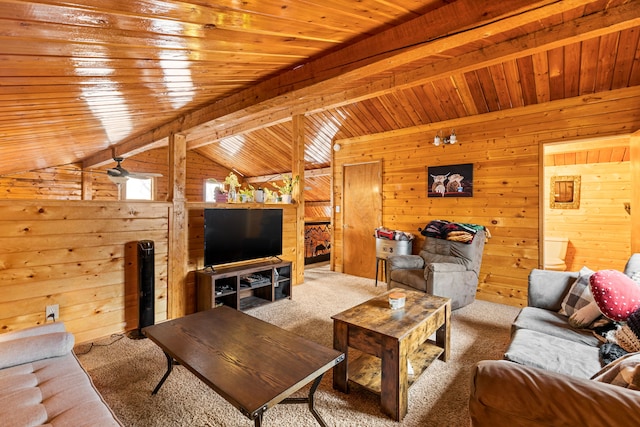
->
[616, 325, 640, 353]
[559, 266, 595, 317]
[590, 270, 640, 322]
[591, 352, 640, 390]
[0, 332, 74, 370]
[568, 301, 602, 329]
[615, 307, 640, 353]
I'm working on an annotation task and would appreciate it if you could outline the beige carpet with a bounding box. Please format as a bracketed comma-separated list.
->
[77, 266, 519, 427]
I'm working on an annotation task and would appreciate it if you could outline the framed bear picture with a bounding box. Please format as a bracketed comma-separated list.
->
[427, 163, 473, 198]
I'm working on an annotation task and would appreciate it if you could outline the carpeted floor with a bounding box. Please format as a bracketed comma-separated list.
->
[77, 265, 519, 426]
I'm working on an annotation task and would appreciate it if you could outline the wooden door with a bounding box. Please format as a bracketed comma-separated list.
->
[343, 162, 382, 279]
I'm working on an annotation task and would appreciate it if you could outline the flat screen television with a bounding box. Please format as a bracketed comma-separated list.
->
[204, 208, 283, 267]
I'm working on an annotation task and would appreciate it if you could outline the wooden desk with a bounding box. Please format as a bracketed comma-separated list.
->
[143, 307, 344, 426]
[332, 288, 450, 421]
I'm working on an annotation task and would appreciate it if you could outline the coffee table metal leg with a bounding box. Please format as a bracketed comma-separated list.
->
[308, 374, 327, 427]
[152, 352, 174, 395]
[281, 374, 328, 427]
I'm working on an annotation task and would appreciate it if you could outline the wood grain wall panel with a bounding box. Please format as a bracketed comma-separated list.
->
[464, 71, 490, 114]
[0, 201, 170, 344]
[333, 91, 639, 307]
[185, 150, 235, 202]
[305, 203, 331, 221]
[105, 147, 233, 202]
[580, 38, 601, 94]
[564, 43, 582, 98]
[547, 46, 565, 101]
[532, 51, 551, 104]
[0, 147, 233, 203]
[545, 161, 631, 272]
[595, 33, 620, 92]
[611, 27, 638, 89]
[475, 68, 501, 112]
[0, 168, 82, 200]
[517, 56, 538, 105]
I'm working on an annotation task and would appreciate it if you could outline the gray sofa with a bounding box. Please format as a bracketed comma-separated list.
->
[469, 254, 640, 426]
[0, 322, 121, 427]
[387, 229, 486, 309]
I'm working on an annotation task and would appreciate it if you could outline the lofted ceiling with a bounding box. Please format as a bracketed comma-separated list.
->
[0, 0, 639, 180]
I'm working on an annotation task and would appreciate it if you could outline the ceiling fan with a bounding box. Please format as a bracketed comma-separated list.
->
[106, 157, 162, 185]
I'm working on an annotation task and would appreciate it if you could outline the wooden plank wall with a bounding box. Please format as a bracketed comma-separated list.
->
[0, 167, 85, 200]
[332, 88, 640, 307]
[0, 200, 170, 344]
[0, 151, 298, 340]
[545, 159, 631, 272]
[91, 148, 234, 202]
[0, 149, 232, 202]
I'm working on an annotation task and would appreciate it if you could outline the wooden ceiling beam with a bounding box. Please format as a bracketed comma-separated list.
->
[187, 0, 617, 148]
[302, 1, 640, 114]
[84, 0, 601, 166]
[186, 1, 639, 149]
[245, 167, 331, 184]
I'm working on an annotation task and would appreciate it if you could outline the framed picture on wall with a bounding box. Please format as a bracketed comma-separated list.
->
[550, 175, 580, 209]
[427, 163, 473, 198]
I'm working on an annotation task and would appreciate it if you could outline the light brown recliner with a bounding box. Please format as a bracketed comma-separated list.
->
[387, 230, 486, 310]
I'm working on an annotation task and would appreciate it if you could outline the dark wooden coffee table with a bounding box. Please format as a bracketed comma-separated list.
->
[332, 288, 450, 421]
[143, 306, 344, 426]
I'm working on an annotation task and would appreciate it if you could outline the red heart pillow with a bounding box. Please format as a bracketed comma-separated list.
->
[590, 270, 640, 321]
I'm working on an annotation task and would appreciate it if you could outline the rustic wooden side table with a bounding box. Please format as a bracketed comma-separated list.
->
[332, 288, 451, 421]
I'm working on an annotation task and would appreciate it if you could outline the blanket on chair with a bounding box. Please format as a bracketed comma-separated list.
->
[419, 219, 490, 243]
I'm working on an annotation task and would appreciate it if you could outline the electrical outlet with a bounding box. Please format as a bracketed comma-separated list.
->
[46, 304, 59, 322]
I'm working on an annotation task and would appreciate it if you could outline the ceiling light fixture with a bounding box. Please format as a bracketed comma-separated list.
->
[433, 129, 457, 146]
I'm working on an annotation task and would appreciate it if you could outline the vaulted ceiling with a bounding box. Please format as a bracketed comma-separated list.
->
[0, 0, 638, 179]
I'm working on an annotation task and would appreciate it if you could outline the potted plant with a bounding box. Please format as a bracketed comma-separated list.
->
[271, 174, 299, 203]
[238, 185, 255, 203]
[262, 187, 275, 203]
[224, 172, 240, 202]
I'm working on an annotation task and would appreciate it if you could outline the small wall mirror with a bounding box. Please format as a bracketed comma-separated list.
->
[550, 175, 580, 209]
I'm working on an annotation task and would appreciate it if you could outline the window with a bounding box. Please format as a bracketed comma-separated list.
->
[205, 180, 223, 202]
[124, 177, 153, 200]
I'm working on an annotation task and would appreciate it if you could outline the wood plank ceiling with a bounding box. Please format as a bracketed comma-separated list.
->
[0, 0, 638, 180]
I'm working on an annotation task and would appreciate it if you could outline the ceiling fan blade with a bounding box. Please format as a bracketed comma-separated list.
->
[107, 168, 125, 177]
[109, 157, 162, 180]
[128, 172, 163, 179]
[108, 175, 128, 185]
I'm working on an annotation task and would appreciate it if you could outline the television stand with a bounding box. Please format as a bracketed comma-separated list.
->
[196, 260, 292, 312]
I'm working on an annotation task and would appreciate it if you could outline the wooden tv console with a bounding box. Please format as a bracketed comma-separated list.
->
[196, 260, 292, 312]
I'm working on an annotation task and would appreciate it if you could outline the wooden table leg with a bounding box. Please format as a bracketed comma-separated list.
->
[332, 320, 349, 393]
[380, 335, 408, 421]
[436, 301, 451, 361]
